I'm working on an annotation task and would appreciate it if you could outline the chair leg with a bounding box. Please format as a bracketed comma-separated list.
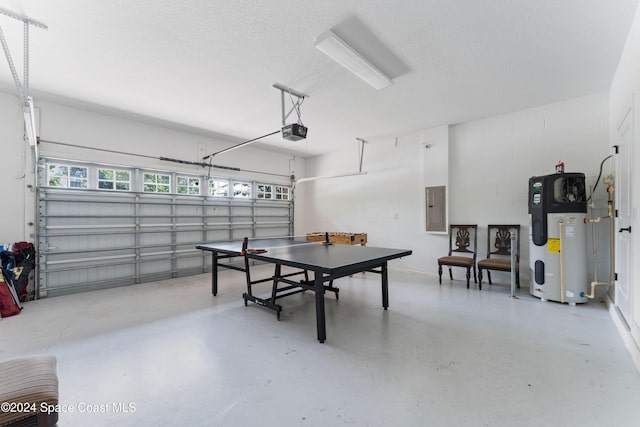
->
[438, 264, 442, 284]
[448, 268, 453, 280]
[466, 268, 470, 288]
[516, 269, 520, 288]
[478, 268, 483, 290]
[487, 270, 492, 285]
[473, 265, 477, 283]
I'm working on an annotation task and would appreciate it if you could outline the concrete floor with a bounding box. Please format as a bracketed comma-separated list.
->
[1, 268, 639, 427]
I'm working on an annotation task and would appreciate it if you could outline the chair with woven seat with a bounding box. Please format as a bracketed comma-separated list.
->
[478, 224, 520, 290]
[438, 224, 478, 288]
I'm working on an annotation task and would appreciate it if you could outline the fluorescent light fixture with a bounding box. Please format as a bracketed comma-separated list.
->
[23, 97, 37, 147]
[314, 30, 392, 90]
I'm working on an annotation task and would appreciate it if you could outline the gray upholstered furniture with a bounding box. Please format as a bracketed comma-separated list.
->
[0, 354, 59, 427]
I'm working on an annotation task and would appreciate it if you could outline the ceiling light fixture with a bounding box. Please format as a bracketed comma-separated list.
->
[314, 30, 393, 90]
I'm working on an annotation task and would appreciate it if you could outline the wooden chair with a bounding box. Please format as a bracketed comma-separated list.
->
[478, 225, 520, 290]
[438, 224, 478, 288]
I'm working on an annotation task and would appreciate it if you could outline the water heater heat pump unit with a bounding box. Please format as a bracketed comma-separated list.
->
[528, 172, 588, 305]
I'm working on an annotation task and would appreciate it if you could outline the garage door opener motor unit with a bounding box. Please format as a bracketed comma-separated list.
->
[282, 123, 307, 141]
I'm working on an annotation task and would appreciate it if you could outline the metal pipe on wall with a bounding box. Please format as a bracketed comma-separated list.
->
[510, 232, 517, 298]
[586, 176, 615, 298]
[559, 219, 565, 304]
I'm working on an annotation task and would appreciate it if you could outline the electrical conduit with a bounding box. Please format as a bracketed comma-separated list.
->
[559, 219, 565, 304]
[586, 176, 615, 298]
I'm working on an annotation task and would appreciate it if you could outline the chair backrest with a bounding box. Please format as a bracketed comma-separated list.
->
[486, 224, 520, 261]
[448, 224, 478, 260]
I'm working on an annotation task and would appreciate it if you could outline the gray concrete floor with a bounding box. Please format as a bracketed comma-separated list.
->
[1, 268, 639, 427]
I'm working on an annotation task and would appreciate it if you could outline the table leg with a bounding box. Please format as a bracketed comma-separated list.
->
[314, 272, 326, 343]
[244, 252, 253, 298]
[212, 252, 218, 296]
[381, 262, 389, 310]
[271, 264, 281, 303]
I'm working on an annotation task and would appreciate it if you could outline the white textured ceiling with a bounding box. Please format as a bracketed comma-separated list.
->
[0, 0, 638, 157]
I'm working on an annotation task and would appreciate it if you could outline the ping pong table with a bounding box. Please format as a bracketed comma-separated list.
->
[197, 236, 412, 342]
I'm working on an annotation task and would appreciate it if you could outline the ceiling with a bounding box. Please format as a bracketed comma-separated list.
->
[1, 0, 638, 158]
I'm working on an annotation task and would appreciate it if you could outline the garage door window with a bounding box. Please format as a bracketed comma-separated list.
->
[98, 169, 131, 191]
[208, 179, 229, 197]
[143, 173, 171, 193]
[47, 164, 88, 188]
[233, 181, 251, 198]
[177, 176, 201, 195]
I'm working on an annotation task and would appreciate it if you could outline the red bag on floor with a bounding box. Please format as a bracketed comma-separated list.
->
[0, 280, 21, 317]
[12, 242, 36, 302]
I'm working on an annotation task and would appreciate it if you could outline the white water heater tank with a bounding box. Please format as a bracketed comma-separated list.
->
[528, 173, 588, 304]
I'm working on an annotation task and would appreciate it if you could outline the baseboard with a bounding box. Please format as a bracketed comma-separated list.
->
[603, 292, 640, 373]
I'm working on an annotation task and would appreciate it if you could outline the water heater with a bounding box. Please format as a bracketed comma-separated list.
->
[528, 172, 588, 304]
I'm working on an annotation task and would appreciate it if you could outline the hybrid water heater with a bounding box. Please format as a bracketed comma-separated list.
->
[528, 172, 588, 304]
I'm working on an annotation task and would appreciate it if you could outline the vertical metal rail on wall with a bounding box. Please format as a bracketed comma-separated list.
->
[201, 196, 208, 275]
[510, 232, 517, 298]
[289, 196, 294, 237]
[171, 192, 178, 279]
[134, 191, 141, 284]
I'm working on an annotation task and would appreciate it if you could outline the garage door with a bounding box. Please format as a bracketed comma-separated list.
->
[37, 158, 292, 297]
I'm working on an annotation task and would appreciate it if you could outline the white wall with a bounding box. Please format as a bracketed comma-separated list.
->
[0, 93, 306, 244]
[303, 131, 436, 273]
[0, 92, 34, 245]
[451, 93, 611, 284]
[422, 125, 450, 233]
[35, 99, 300, 180]
[303, 92, 611, 282]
